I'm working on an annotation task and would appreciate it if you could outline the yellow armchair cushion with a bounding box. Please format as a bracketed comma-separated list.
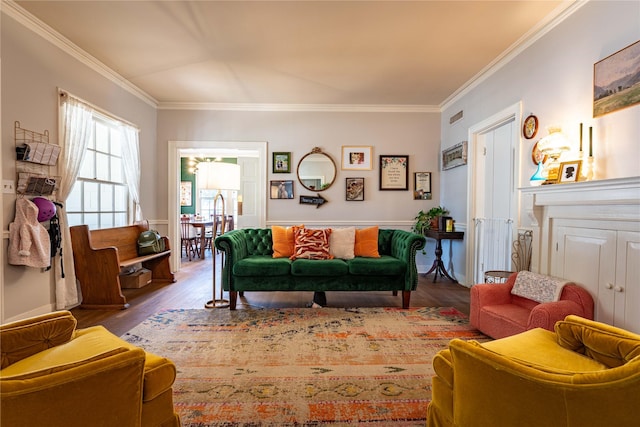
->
[481, 327, 607, 374]
[0, 311, 76, 369]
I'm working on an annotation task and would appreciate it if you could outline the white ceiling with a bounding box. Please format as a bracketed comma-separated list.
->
[14, 0, 568, 109]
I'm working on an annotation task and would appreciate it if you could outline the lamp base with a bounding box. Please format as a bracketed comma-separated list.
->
[205, 299, 230, 309]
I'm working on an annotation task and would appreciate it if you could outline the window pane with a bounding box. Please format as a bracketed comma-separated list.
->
[111, 157, 123, 183]
[101, 184, 113, 210]
[79, 151, 95, 179]
[96, 152, 110, 181]
[114, 213, 127, 227]
[67, 213, 83, 227]
[66, 183, 82, 211]
[85, 213, 99, 230]
[100, 213, 113, 229]
[110, 128, 122, 156]
[115, 186, 127, 210]
[84, 182, 99, 211]
[95, 121, 109, 153]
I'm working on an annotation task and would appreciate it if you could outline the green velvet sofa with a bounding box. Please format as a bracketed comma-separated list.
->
[215, 228, 426, 310]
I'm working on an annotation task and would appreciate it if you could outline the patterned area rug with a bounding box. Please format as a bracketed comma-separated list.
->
[123, 307, 488, 426]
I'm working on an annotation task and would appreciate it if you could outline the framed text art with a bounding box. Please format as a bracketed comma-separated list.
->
[270, 180, 294, 199]
[413, 172, 432, 200]
[341, 146, 373, 170]
[346, 177, 364, 201]
[180, 181, 192, 206]
[594, 40, 640, 117]
[379, 155, 408, 191]
[442, 141, 468, 170]
[272, 152, 291, 173]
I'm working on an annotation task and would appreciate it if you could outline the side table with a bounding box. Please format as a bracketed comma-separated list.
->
[424, 229, 465, 283]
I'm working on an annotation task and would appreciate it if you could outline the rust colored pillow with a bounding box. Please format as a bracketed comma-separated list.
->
[290, 227, 333, 260]
[354, 226, 380, 258]
[272, 225, 303, 258]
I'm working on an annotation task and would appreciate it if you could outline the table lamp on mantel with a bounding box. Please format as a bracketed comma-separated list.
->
[537, 126, 571, 182]
[199, 161, 241, 309]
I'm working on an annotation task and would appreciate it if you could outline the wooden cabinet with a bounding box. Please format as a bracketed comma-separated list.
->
[551, 221, 640, 333]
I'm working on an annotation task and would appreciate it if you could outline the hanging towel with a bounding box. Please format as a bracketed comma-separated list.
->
[8, 198, 51, 268]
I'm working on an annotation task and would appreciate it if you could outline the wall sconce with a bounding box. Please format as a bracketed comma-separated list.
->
[537, 126, 571, 182]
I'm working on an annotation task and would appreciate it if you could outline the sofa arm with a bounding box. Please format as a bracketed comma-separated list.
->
[528, 300, 587, 332]
[389, 230, 426, 290]
[1, 347, 146, 427]
[0, 311, 77, 369]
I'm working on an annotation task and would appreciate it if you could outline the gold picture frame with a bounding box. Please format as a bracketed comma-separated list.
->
[557, 160, 582, 184]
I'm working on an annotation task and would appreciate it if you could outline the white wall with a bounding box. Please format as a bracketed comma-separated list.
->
[1, 14, 158, 321]
[440, 1, 640, 285]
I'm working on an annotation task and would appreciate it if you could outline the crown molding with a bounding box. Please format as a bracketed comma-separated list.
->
[440, 0, 586, 111]
[3, 0, 159, 108]
[157, 102, 439, 113]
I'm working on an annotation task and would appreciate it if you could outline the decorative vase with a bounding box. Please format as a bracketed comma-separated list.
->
[529, 161, 545, 186]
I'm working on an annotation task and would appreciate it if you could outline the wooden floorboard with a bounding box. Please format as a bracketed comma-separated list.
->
[71, 251, 471, 336]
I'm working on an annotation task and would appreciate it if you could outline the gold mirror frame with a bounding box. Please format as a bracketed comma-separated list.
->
[296, 147, 337, 192]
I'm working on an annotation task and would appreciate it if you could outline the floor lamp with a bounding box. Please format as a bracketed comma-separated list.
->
[199, 161, 241, 309]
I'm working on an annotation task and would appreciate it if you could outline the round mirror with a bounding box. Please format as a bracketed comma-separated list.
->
[296, 148, 337, 192]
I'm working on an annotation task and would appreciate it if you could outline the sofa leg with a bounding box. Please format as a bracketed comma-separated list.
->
[229, 291, 238, 310]
[402, 291, 411, 309]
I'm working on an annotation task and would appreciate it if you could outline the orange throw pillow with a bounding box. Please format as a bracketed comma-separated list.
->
[290, 227, 333, 260]
[354, 226, 380, 258]
[272, 225, 303, 258]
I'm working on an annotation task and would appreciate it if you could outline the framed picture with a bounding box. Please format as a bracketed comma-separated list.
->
[413, 172, 432, 200]
[594, 40, 640, 117]
[345, 177, 365, 201]
[180, 181, 192, 206]
[272, 152, 291, 173]
[379, 155, 409, 191]
[341, 146, 373, 170]
[557, 161, 582, 184]
[270, 180, 294, 199]
[442, 141, 468, 170]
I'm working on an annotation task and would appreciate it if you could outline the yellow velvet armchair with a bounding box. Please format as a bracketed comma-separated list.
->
[0, 311, 181, 427]
[427, 315, 640, 427]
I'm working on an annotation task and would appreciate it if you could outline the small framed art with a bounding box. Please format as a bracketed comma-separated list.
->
[379, 155, 409, 191]
[180, 181, 192, 206]
[272, 152, 291, 173]
[594, 40, 640, 117]
[442, 142, 468, 170]
[270, 180, 294, 199]
[557, 161, 582, 184]
[341, 146, 373, 170]
[413, 172, 432, 200]
[346, 177, 364, 201]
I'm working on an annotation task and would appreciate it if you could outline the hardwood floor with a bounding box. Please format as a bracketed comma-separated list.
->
[71, 251, 471, 336]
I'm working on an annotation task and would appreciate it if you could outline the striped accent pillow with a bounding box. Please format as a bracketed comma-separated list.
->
[290, 227, 333, 260]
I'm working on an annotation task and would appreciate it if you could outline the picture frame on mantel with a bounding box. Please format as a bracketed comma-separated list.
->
[379, 155, 409, 191]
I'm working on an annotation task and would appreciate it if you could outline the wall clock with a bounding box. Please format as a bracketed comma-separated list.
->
[523, 114, 538, 139]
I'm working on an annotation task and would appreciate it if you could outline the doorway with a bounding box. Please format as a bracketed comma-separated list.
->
[168, 141, 267, 273]
[465, 103, 521, 283]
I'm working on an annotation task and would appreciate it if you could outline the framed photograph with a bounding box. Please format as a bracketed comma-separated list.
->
[379, 155, 409, 191]
[270, 180, 294, 199]
[272, 152, 291, 173]
[341, 146, 373, 170]
[594, 40, 640, 117]
[557, 161, 582, 184]
[413, 172, 432, 200]
[180, 181, 192, 206]
[345, 177, 365, 201]
[442, 141, 468, 170]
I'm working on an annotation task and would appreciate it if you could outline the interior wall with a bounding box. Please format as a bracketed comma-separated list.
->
[440, 1, 640, 285]
[1, 14, 158, 322]
[157, 109, 442, 225]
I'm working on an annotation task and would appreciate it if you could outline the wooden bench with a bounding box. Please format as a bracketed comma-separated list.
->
[70, 223, 175, 309]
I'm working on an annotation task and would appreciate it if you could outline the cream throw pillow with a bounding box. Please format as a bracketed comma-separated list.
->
[329, 227, 356, 260]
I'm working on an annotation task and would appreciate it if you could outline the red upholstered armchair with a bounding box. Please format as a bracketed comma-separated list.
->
[470, 271, 594, 339]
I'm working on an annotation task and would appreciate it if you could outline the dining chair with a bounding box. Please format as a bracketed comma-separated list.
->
[180, 218, 198, 261]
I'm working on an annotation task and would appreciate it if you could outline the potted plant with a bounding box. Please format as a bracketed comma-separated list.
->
[412, 206, 449, 234]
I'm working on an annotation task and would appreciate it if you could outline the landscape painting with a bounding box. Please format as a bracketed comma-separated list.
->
[593, 40, 640, 117]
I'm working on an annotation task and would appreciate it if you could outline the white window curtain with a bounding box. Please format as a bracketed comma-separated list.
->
[56, 92, 93, 309]
[120, 124, 143, 222]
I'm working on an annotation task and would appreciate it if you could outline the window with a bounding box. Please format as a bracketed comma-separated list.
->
[67, 117, 129, 229]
